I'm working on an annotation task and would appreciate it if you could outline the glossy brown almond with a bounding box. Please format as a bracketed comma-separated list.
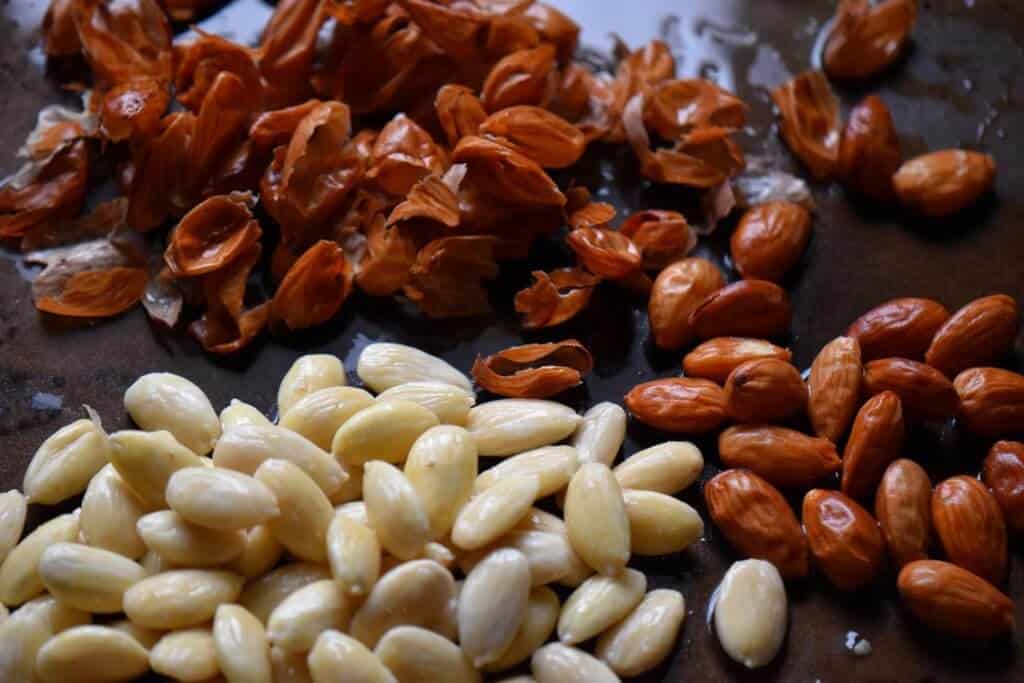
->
[802, 489, 885, 590]
[862, 358, 959, 420]
[807, 336, 862, 443]
[898, 560, 1015, 639]
[624, 378, 727, 434]
[718, 426, 841, 489]
[932, 476, 1007, 585]
[689, 280, 792, 341]
[838, 95, 901, 202]
[729, 202, 812, 283]
[982, 441, 1024, 533]
[953, 367, 1024, 438]
[875, 459, 932, 567]
[847, 298, 950, 361]
[842, 391, 905, 499]
[926, 295, 1020, 378]
[723, 359, 807, 423]
[704, 469, 808, 579]
[648, 258, 726, 350]
[683, 338, 792, 384]
[893, 150, 997, 218]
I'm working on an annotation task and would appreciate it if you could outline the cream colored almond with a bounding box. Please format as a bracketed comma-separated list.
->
[268, 580, 354, 654]
[281, 386, 375, 450]
[150, 628, 219, 682]
[255, 459, 333, 563]
[332, 400, 440, 467]
[423, 541, 457, 569]
[125, 372, 221, 455]
[279, 354, 347, 417]
[327, 514, 381, 597]
[474, 446, 577, 498]
[571, 402, 627, 467]
[109, 430, 208, 508]
[378, 381, 476, 425]
[531, 643, 619, 683]
[497, 677, 536, 683]
[357, 343, 472, 393]
[374, 625, 480, 683]
[124, 569, 244, 630]
[350, 559, 457, 648]
[459, 530, 573, 587]
[466, 400, 581, 456]
[596, 589, 685, 677]
[613, 441, 704, 495]
[565, 463, 630, 576]
[484, 586, 559, 672]
[0, 490, 27, 565]
[405, 426, 478, 539]
[25, 414, 110, 504]
[335, 501, 369, 526]
[452, 476, 539, 551]
[363, 461, 431, 560]
[622, 489, 704, 555]
[166, 466, 279, 531]
[0, 595, 89, 681]
[39, 542, 145, 613]
[213, 425, 347, 497]
[220, 399, 273, 432]
[514, 509, 592, 587]
[240, 563, 331, 625]
[713, 559, 787, 669]
[36, 625, 149, 682]
[109, 619, 162, 649]
[328, 465, 364, 506]
[0, 604, 6, 625]
[558, 568, 646, 645]
[309, 630, 396, 683]
[272, 645, 314, 682]
[140, 549, 176, 576]
[227, 525, 284, 579]
[80, 464, 148, 559]
[0, 510, 79, 605]
[137, 510, 246, 567]
[459, 548, 531, 667]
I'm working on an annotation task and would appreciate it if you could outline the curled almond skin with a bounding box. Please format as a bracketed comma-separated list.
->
[771, 70, 840, 180]
[838, 95, 902, 202]
[729, 202, 812, 283]
[478, 106, 585, 169]
[926, 294, 1020, 377]
[718, 426, 841, 489]
[472, 340, 594, 399]
[807, 336, 862, 443]
[862, 358, 960, 420]
[824, 0, 917, 80]
[724, 358, 807, 423]
[931, 476, 1007, 586]
[982, 441, 1024, 533]
[566, 228, 642, 279]
[704, 469, 809, 579]
[893, 150, 997, 217]
[689, 280, 792, 341]
[847, 298, 950, 361]
[648, 257, 725, 350]
[624, 378, 728, 434]
[620, 210, 696, 270]
[802, 489, 885, 591]
[842, 391, 905, 500]
[897, 560, 1015, 639]
[683, 338, 792, 384]
[953, 367, 1024, 438]
[875, 459, 932, 568]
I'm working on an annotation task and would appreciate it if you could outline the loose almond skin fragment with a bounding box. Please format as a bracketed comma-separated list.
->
[564, 463, 630, 576]
[350, 559, 457, 648]
[838, 95, 902, 202]
[479, 106, 585, 169]
[459, 548, 531, 668]
[807, 336, 863, 443]
[596, 588, 685, 677]
[931, 476, 1007, 586]
[557, 568, 646, 645]
[472, 340, 594, 399]
[771, 70, 841, 180]
[713, 559, 787, 669]
[619, 209, 696, 270]
[875, 459, 932, 568]
[566, 228, 642, 279]
[613, 441, 704, 495]
[897, 560, 1015, 639]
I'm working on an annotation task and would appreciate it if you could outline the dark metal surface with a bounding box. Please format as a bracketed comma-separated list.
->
[2, 0, 1024, 680]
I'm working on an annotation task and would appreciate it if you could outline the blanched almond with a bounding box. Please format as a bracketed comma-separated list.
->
[214, 425, 348, 497]
[214, 604, 272, 683]
[109, 429, 208, 508]
[332, 400, 440, 467]
[25, 415, 110, 504]
[459, 548, 531, 667]
[256, 459, 333, 563]
[109, 619, 162, 649]
[564, 463, 630, 576]
[268, 580, 354, 654]
[467, 399, 581, 456]
[149, 628, 218, 682]
[531, 643, 619, 683]
[357, 343, 472, 393]
[374, 625, 480, 683]
[613, 441, 703, 495]
[39, 542, 145, 613]
[167, 466, 280, 531]
[240, 563, 331, 625]
[557, 568, 646, 645]
[137, 510, 246, 567]
[327, 514, 381, 597]
[364, 461, 431, 560]
[474, 445, 577, 498]
[623, 490, 703, 555]
[278, 354, 347, 416]
[271, 645, 314, 683]
[280, 386, 375, 450]
[124, 569, 243, 630]
[0, 490, 27, 566]
[220, 399, 273, 432]
[452, 475, 540, 550]
[514, 509, 593, 588]
[377, 381, 476, 426]
[405, 425, 478, 539]
[483, 585, 559, 672]
[0, 595, 89, 681]
[329, 465, 364, 506]
[713, 559, 787, 669]
[350, 560, 457, 648]
[36, 625, 149, 682]
[459, 530, 575, 587]
[227, 525, 284, 579]
[596, 589, 685, 677]
[125, 373, 221, 456]
[308, 630, 396, 683]
[807, 336, 862, 442]
[571, 402, 627, 467]
[0, 510, 79, 605]
[80, 464, 147, 560]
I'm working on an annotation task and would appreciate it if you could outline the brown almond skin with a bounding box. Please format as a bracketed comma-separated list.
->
[688, 280, 792, 341]
[982, 441, 1024, 533]
[893, 150, 997, 218]
[875, 459, 932, 568]
[847, 298, 950, 361]
[624, 378, 727, 434]
[729, 202, 812, 283]
[704, 469, 809, 579]
[718, 425, 841, 489]
[683, 338, 792, 384]
[926, 294, 1020, 378]
[648, 258, 726, 350]
[932, 475, 1007, 586]
[724, 358, 807, 423]
[898, 560, 1015, 639]
[862, 358, 960, 420]
[838, 95, 902, 202]
[808, 336, 862, 443]
[842, 391, 905, 500]
[803, 489, 885, 591]
[953, 367, 1024, 438]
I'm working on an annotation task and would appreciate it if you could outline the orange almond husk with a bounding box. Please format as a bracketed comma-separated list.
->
[523, 2, 579, 61]
[187, 71, 261, 199]
[841, 391, 905, 500]
[624, 378, 727, 434]
[683, 338, 792, 384]
[480, 44, 557, 112]
[72, 0, 173, 87]
[803, 488, 885, 590]
[606, 40, 676, 143]
[898, 560, 1015, 639]
[270, 240, 353, 331]
[249, 99, 324, 152]
[257, 0, 323, 106]
[619, 210, 696, 271]
[824, 0, 917, 80]
[982, 441, 1024, 533]
[366, 113, 448, 197]
[566, 228, 642, 279]
[99, 77, 170, 142]
[472, 340, 594, 398]
[42, 0, 80, 57]
[718, 426, 841, 490]
[0, 140, 90, 243]
[875, 459, 932, 568]
[386, 174, 460, 229]
[36, 266, 148, 318]
[953, 367, 1024, 439]
[189, 241, 268, 354]
[478, 106, 585, 169]
[846, 297, 950, 361]
[174, 30, 263, 113]
[926, 294, 1020, 378]
[127, 112, 195, 231]
[404, 235, 499, 319]
[931, 476, 1008, 586]
[771, 70, 841, 180]
[642, 79, 748, 139]
[568, 202, 616, 231]
[435, 84, 487, 147]
[164, 193, 261, 277]
[355, 216, 419, 297]
[514, 268, 601, 329]
[453, 135, 566, 207]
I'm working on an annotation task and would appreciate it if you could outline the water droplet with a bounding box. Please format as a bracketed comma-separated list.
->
[962, 78, 974, 92]
[31, 392, 63, 411]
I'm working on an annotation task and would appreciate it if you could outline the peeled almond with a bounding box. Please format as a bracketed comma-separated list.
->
[474, 446, 578, 498]
[623, 490, 704, 555]
[466, 400, 582, 456]
[374, 625, 480, 683]
[149, 628, 218, 682]
[613, 441, 704, 495]
[514, 509, 593, 587]
[332, 400, 440, 467]
[484, 585, 560, 672]
[329, 465, 364, 506]
[124, 373, 221, 455]
[459, 530, 573, 587]
[278, 353, 347, 416]
[123, 569, 244, 630]
[109, 619, 162, 650]
[220, 399, 273, 431]
[0, 595, 89, 681]
[357, 343, 472, 393]
[459, 548, 531, 668]
[213, 605, 273, 683]
[557, 569, 646, 645]
[0, 490, 27, 565]
[268, 580, 354, 654]
[452, 476, 540, 550]
[38, 542, 145, 613]
[0, 511, 79, 605]
[166, 466, 280, 530]
[109, 430, 207, 509]
[378, 381, 476, 425]
[137, 510, 246, 567]
[531, 643, 619, 683]
[24, 415, 110, 504]
[335, 501, 369, 526]
[280, 386, 375, 450]
[327, 514, 381, 596]
[571, 402, 627, 467]
[404, 425, 478, 539]
[596, 589, 685, 676]
[227, 525, 284, 579]
[363, 461, 431, 560]
[255, 459, 333, 563]
[309, 630, 397, 683]
[713, 559, 787, 669]
[214, 425, 348, 497]
[240, 563, 331, 625]
[80, 465, 147, 560]
[350, 560, 457, 648]
[564, 463, 631, 576]
[36, 625, 149, 682]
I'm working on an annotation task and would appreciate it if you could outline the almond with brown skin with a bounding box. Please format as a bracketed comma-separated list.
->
[802, 489, 885, 590]
[838, 95, 901, 202]
[724, 359, 807, 423]
[624, 378, 727, 434]
[847, 298, 950, 361]
[982, 441, 1024, 533]
[729, 202, 812, 283]
[953, 367, 1024, 438]
[875, 459, 932, 568]
[926, 294, 1020, 378]
[862, 358, 959, 420]
[807, 336, 862, 443]
[932, 475, 1007, 586]
[648, 258, 726, 350]
[683, 338, 792, 384]
[842, 391, 904, 499]
[718, 426, 841, 489]
[689, 280, 792, 341]
[704, 469, 809, 579]
[898, 560, 1015, 639]
[893, 150, 997, 217]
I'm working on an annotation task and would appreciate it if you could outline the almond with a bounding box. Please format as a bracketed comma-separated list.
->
[893, 150, 997, 217]
[837, 95, 901, 202]
[689, 280, 792, 340]
[683, 338, 792, 384]
[953, 367, 1024, 438]
[862, 358, 959, 420]
[841, 391, 904, 499]
[982, 440, 1024, 533]
[802, 489, 885, 590]
[807, 336, 862, 442]
[624, 378, 727, 434]
[875, 459, 932, 567]
[648, 258, 726, 350]
[724, 358, 807, 423]
[718, 426, 841, 489]
[926, 294, 1020, 377]
[931, 475, 1007, 585]
[846, 297, 950, 361]
[729, 202, 812, 283]
[704, 469, 808, 579]
[897, 560, 1014, 639]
